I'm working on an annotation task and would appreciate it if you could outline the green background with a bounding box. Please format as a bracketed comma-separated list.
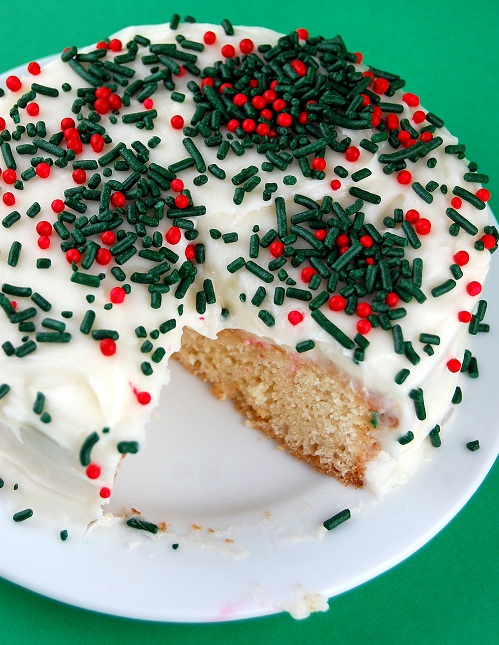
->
[0, 0, 497, 643]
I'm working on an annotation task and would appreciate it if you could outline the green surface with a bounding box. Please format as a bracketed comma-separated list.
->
[0, 0, 497, 643]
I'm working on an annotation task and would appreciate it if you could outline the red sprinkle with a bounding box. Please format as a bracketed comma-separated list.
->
[100, 338, 117, 356]
[453, 250, 469, 266]
[385, 292, 399, 307]
[101, 230, 115, 245]
[415, 218, 431, 235]
[291, 59, 307, 77]
[27, 61, 41, 75]
[397, 170, 412, 185]
[314, 229, 327, 241]
[446, 359, 461, 373]
[165, 226, 182, 245]
[412, 110, 426, 124]
[239, 38, 254, 54]
[111, 191, 126, 207]
[6, 76, 22, 92]
[0, 117, 6, 131]
[345, 146, 360, 162]
[476, 188, 491, 202]
[203, 31, 216, 45]
[67, 138, 82, 154]
[272, 98, 286, 112]
[288, 310, 304, 325]
[451, 196, 462, 209]
[328, 295, 346, 311]
[373, 77, 389, 94]
[175, 194, 189, 209]
[72, 169, 87, 184]
[96, 248, 112, 265]
[330, 179, 341, 191]
[185, 244, 195, 260]
[99, 487, 111, 499]
[354, 52, 363, 64]
[269, 241, 284, 257]
[385, 114, 399, 131]
[37, 236, 51, 250]
[65, 249, 81, 264]
[221, 44, 236, 58]
[233, 93, 248, 107]
[300, 267, 317, 283]
[242, 118, 256, 132]
[402, 92, 420, 107]
[2, 192, 15, 206]
[90, 133, 105, 152]
[86, 464, 101, 480]
[170, 115, 184, 129]
[135, 390, 151, 405]
[296, 28, 309, 40]
[109, 39, 122, 52]
[356, 302, 372, 318]
[356, 319, 372, 335]
[35, 162, 51, 178]
[458, 311, 472, 323]
[2, 169, 17, 184]
[277, 113, 292, 127]
[466, 281, 482, 296]
[36, 221, 52, 236]
[110, 287, 126, 304]
[227, 119, 239, 132]
[311, 158, 326, 171]
[481, 233, 496, 250]
[359, 235, 373, 248]
[51, 199, 65, 213]
[26, 102, 39, 117]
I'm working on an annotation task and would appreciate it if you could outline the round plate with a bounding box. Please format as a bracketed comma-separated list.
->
[0, 60, 497, 623]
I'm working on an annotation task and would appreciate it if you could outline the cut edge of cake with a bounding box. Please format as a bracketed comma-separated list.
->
[174, 327, 400, 487]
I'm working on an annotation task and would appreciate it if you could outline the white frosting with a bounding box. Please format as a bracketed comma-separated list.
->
[0, 22, 493, 529]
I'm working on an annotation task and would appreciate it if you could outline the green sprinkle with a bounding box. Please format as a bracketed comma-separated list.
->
[32, 392, 45, 415]
[117, 441, 139, 454]
[452, 387, 462, 404]
[445, 207, 478, 236]
[126, 517, 159, 534]
[13, 509, 33, 522]
[452, 186, 485, 210]
[431, 279, 456, 298]
[183, 137, 206, 173]
[395, 368, 410, 385]
[419, 333, 440, 345]
[411, 182, 433, 204]
[0, 384, 11, 399]
[311, 310, 354, 349]
[258, 310, 275, 327]
[429, 425, 441, 448]
[60, 529, 69, 541]
[227, 257, 246, 273]
[245, 261, 274, 284]
[323, 508, 351, 531]
[466, 440, 480, 452]
[409, 388, 426, 420]
[398, 431, 414, 445]
[79, 431, 99, 467]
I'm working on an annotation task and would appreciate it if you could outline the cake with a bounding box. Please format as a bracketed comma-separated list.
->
[0, 17, 494, 532]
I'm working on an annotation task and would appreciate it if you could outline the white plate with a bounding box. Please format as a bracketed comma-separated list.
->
[0, 60, 497, 623]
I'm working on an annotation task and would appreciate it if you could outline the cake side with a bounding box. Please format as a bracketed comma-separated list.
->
[175, 327, 399, 486]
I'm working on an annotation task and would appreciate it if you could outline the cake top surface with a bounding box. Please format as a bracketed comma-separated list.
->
[0, 18, 494, 529]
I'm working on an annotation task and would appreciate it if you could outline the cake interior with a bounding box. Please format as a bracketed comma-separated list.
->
[175, 328, 396, 486]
